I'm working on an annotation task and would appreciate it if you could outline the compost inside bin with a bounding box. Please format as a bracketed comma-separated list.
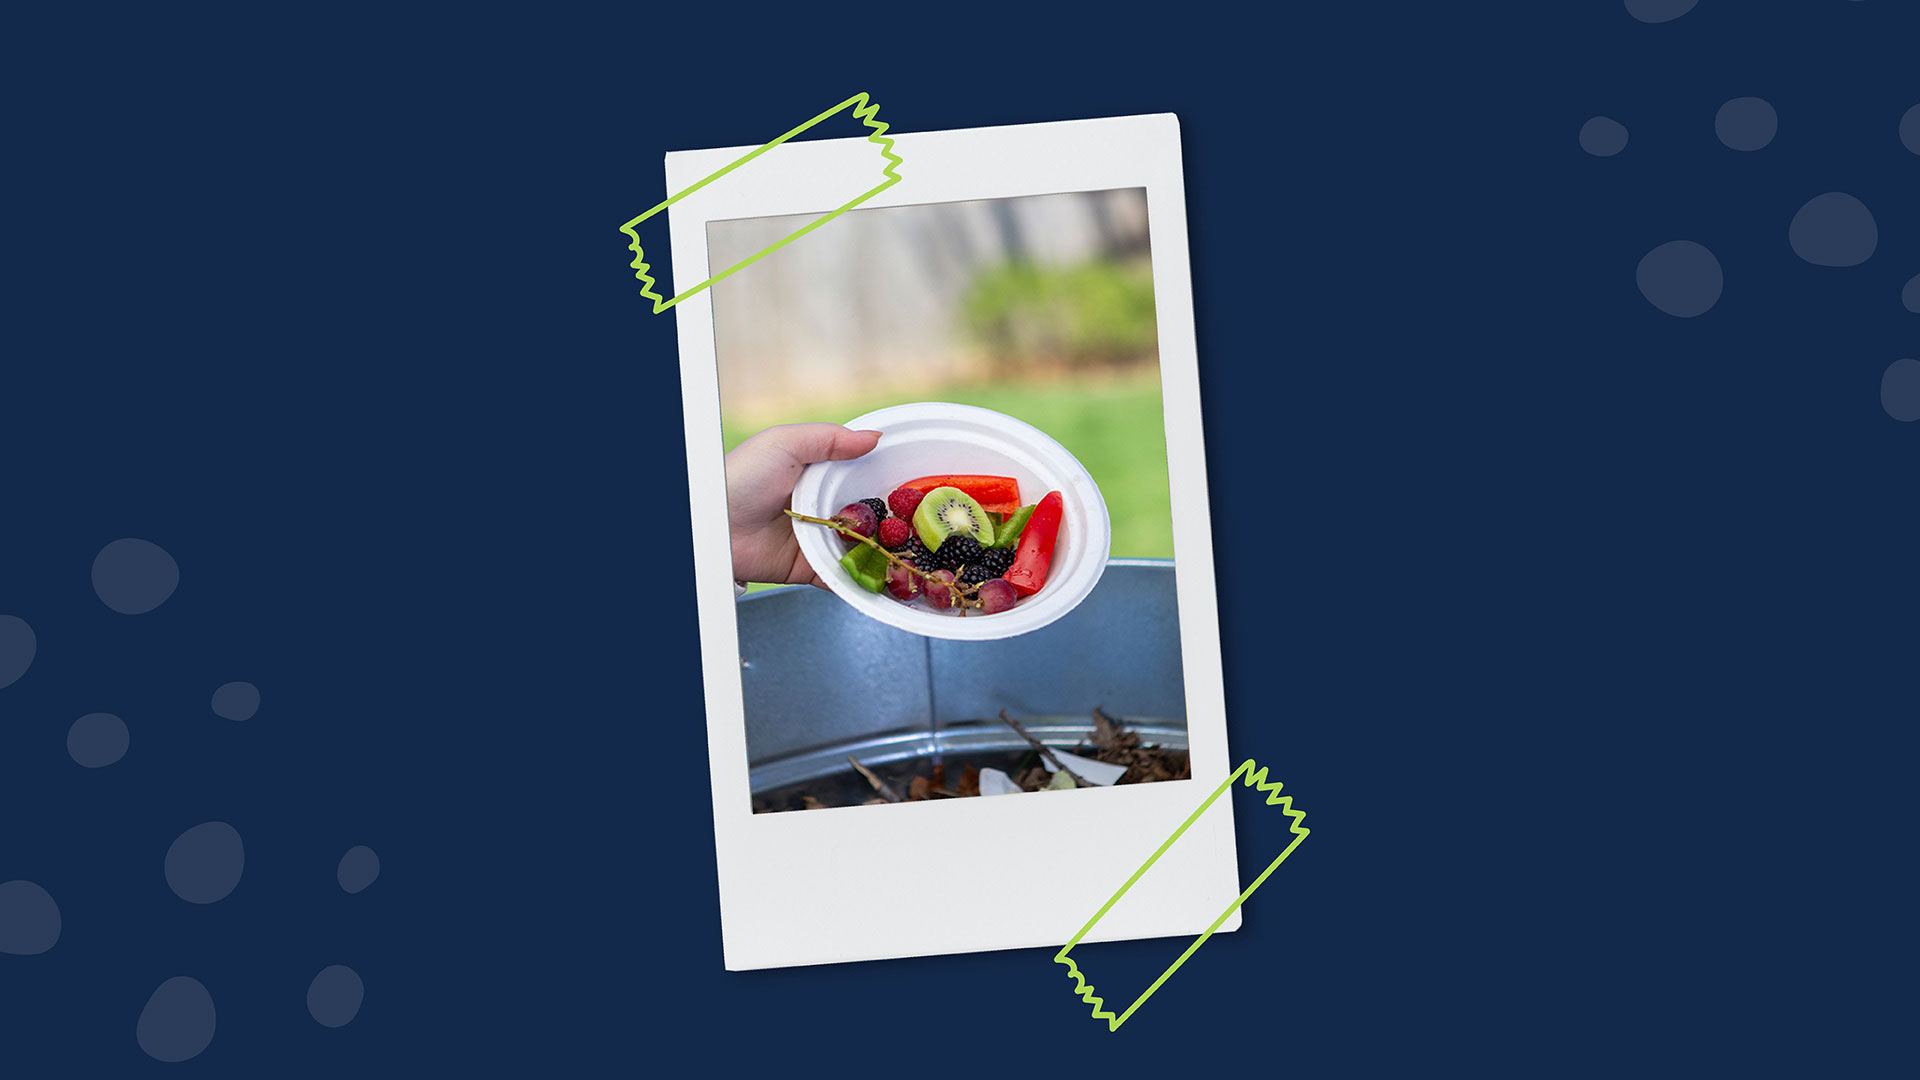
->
[752, 708, 1189, 813]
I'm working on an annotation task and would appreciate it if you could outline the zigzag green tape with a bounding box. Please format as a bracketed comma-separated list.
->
[1053, 757, 1311, 1031]
[617, 91, 904, 314]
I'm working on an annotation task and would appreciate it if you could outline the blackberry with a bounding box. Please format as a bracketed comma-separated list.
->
[904, 535, 933, 567]
[958, 561, 1000, 586]
[937, 536, 984, 571]
[860, 497, 889, 523]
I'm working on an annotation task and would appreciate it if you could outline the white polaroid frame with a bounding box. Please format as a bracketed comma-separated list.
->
[667, 113, 1239, 970]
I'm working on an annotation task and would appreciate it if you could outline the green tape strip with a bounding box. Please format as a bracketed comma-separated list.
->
[617, 91, 904, 314]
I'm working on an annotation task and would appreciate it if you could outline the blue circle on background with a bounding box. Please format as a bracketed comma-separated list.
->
[68, 712, 130, 768]
[1716, 97, 1777, 151]
[337, 846, 381, 894]
[1637, 241, 1723, 318]
[1625, 0, 1696, 24]
[211, 681, 260, 722]
[1580, 116, 1629, 157]
[0, 880, 62, 955]
[137, 977, 216, 1062]
[307, 965, 365, 1028]
[165, 822, 245, 904]
[1883, 359, 1920, 422]
[0, 615, 34, 690]
[92, 539, 180, 615]
[1789, 193, 1877, 267]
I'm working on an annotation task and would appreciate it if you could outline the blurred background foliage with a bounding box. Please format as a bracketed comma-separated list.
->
[710, 189, 1172, 559]
[961, 260, 1158, 375]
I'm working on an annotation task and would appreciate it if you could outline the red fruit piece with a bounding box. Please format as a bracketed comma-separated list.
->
[974, 578, 1018, 614]
[922, 569, 961, 613]
[877, 517, 912, 549]
[1003, 491, 1062, 596]
[833, 502, 879, 540]
[898, 474, 1022, 517]
[887, 486, 927, 521]
[885, 561, 921, 601]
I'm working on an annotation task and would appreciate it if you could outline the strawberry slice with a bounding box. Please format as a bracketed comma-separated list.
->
[898, 474, 1021, 517]
[1003, 491, 1063, 596]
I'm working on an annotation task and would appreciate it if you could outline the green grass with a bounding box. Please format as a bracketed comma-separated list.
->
[723, 371, 1173, 558]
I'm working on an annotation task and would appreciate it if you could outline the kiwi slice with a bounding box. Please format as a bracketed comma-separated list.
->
[912, 486, 996, 550]
[994, 504, 1037, 549]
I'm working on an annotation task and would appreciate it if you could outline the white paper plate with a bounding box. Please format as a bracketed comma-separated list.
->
[789, 402, 1111, 641]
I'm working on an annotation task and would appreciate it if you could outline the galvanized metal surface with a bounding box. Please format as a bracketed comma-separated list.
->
[736, 560, 1187, 770]
[748, 718, 1189, 794]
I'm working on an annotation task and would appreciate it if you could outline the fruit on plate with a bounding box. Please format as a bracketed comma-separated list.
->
[833, 501, 879, 541]
[788, 473, 1065, 616]
[922, 569, 961, 612]
[884, 560, 922, 601]
[974, 578, 1018, 614]
[993, 504, 1037, 549]
[912, 486, 996, 551]
[1003, 491, 1062, 596]
[837, 543, 887, 593]
[898, 474, 1022, 517]
[887, 485, 927, 521]
[877, 517, 912, 550]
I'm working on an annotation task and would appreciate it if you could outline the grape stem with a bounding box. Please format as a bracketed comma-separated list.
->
[784, 509, 983, 606]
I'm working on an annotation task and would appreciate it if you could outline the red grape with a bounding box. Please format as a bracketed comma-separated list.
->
[885, 561, 921, 601]
[922, 569, 960, 613]
[975, 578, 1018, 614]
[833, 502, 879, 540]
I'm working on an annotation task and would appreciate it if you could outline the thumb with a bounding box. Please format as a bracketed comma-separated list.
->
[776, 423, 882, 465]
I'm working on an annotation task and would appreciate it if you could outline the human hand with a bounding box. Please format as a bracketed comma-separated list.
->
[727, 423, 882, 586]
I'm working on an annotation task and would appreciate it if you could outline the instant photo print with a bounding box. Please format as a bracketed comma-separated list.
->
[668, 114, 1240, 970]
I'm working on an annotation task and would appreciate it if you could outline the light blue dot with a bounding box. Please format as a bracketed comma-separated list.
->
[92, 538, 179, 615]
[165, 822, 245, 904]
[0, 615, 33, 690]
[1580, 116, 1629, 157]
[68, 712, 130, 768]
[307, 965, 365, 1028]
[1625, 0, 1696, 23]
[211, 681, 260, 722]
[1638, 241, 1723, 318]
[1716, 97, 1777, 151]
[137, 976, 216, 1062]
[1884, 359, 1920, 422]
[0, 880, 61, 955]
[1789, 192, 1877, 267]
[337, 846, 380, 894]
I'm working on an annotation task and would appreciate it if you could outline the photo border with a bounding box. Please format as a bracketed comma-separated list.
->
[667, 113, 1240, 970]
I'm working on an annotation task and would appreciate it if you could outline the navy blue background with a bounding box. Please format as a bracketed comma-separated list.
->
[4, 4, 1914, 1073]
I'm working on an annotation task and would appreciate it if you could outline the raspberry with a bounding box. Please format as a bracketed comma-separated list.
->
[888, 486, 927, 521]
[877, 517, 912, 549]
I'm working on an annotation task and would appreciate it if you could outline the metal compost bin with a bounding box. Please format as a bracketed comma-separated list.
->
[737, 559, 1188, 796]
